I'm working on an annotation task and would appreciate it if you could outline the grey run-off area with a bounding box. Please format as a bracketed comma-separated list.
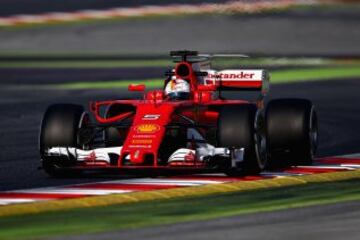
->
[1, 10, 360, 56]
[56, 201, 360, 240]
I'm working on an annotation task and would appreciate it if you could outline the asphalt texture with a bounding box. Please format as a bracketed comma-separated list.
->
[0, 67, 165, 85]
[56, 200, 360, 240]
[1, 9, 360, 56]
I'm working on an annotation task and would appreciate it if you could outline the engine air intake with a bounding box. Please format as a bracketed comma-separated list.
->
[175, 63, 191, 78]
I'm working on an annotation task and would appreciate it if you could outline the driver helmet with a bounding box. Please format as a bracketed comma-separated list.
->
[164, 78, 190, 100]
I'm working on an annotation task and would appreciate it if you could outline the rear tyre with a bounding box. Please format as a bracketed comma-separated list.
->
[104, 104, 134, 147]
[217, 104, 266, 176]
[39, 104, 85, 177]
[265, 98, 318, 168]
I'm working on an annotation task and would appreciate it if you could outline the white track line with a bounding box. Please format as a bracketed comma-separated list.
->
[340, 164, 360, 169]
[5, 178, 224, 198]
[0, 199, 37, 205]
[298, 165, 357, 169]
[11, 188, 132, 195]
[1, 154, 359, 206]
[311, 164, 358, 170]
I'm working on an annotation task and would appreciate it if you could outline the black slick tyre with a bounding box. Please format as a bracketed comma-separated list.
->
[39, 104, 85, 177]
[217, 104, 265, 176]
[265, 98, 318, 168]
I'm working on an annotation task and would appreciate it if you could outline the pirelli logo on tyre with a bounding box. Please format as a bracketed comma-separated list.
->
[134, 124, 160, 134]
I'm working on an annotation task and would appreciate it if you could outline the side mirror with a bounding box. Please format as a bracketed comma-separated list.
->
[128, 84, 146, 92]
[197, 84, 217, 91]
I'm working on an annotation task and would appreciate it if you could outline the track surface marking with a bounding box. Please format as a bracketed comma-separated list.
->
[1, 156, 359, 206]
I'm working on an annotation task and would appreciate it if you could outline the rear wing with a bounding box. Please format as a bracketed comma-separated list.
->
[204, 69, 270, 95]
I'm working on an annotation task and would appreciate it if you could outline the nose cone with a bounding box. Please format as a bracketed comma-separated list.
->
[120, 103, 175, 166]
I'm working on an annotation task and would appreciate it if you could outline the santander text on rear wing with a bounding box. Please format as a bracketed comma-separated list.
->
[204, 69, 269, 95]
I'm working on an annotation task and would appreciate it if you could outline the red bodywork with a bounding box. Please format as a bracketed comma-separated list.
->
[83, 60, 263, 170]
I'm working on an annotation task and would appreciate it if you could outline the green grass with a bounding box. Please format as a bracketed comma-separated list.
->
[0, 179, 360, 240]
[55, 66, 360, 90]
[270, 65, 360, 83]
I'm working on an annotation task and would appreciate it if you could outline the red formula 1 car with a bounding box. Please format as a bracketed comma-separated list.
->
[39, 51, 318, 177]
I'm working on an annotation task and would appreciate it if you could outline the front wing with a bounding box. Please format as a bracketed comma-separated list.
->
[46, 145, 244, 170]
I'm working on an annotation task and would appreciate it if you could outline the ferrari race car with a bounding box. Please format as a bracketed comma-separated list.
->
[39, 50, 318, 177]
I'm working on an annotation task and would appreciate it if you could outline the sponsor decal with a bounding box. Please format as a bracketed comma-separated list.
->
[142, 114, 160, 120]
[134, 124, 160, 134]
[133, 134, 156, 139]
[131, 139, 153, 144]
[208, 72, 255, 80]
[128, 145, 152, 149]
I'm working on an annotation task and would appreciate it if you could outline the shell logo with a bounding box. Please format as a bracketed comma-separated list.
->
[135, 124, 160, 134]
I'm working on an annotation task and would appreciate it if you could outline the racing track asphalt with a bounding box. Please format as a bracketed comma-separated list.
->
[0, 72, 360, 191]
[0, 67, 166, 85]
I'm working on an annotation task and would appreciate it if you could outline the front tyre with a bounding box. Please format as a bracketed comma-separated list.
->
[217, 104, 266, 176]
[39, 104, 85, 177]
